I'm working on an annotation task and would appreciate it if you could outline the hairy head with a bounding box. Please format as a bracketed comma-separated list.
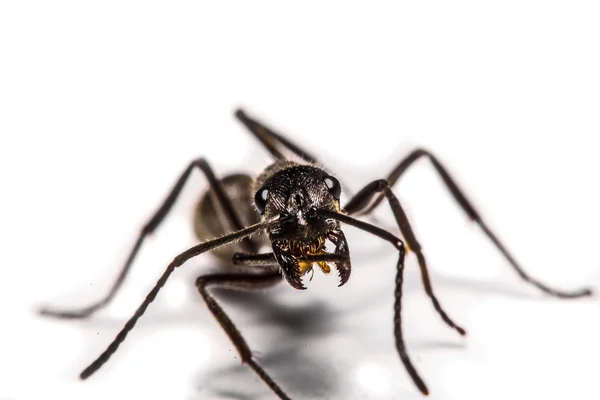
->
[252, 162, 350, 289]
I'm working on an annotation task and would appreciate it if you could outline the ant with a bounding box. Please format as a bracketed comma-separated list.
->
[39, 109, 593, 399]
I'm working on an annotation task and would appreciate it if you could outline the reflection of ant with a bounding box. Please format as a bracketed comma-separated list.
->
[40, 109, 593, 398]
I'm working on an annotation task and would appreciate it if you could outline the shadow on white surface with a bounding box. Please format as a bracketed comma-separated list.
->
[25, 257, 598, 400]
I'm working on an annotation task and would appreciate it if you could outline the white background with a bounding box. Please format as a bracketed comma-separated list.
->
[1, 1, 599, 400]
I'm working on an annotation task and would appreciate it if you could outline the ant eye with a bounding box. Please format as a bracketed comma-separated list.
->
[254, 187, 269, 214]
[323, 175, 341, 199]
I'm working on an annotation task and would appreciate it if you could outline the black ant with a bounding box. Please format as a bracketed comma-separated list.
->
[39, 109, 593, 399]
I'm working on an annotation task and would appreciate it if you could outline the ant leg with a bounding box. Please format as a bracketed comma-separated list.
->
[235, 108, 376, 223]
[39, 157, 257, 320]
[235, 108, 320, 163]
[233, 251, 351, 288]
[232, 252, 278, 267]
[346, 149, 593, 299]
[195, 272, 294, 400]
[345, 180, 466, 337]
[79, 220, 274, 379]
[232, 252, 350, 268]
[315, 209, 428, 395]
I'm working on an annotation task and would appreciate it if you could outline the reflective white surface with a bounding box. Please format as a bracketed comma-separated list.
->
[1, 1, 600, 400]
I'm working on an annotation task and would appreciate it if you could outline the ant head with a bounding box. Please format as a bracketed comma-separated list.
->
[253, 163, 350, 289]
[253, 163, 342, 238]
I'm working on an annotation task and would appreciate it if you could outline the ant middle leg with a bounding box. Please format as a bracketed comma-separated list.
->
[39, 158, 256, 320]
[346, 148, 593, 299]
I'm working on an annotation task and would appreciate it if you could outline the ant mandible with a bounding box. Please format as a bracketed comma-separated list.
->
[40, 109, 593, 399]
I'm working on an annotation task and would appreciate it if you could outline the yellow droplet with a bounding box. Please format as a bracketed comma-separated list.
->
[317, 262, 331, 274]
[298, 260, 314, 275]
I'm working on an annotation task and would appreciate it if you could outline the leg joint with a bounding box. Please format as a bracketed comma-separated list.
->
[195, 275, 209, 289]
[191, 157, 209, 169]
[375, 179, 390, 191]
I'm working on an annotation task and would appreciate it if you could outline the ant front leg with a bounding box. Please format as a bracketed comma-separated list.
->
[77, 220, 275, 379]
[234, 250, 351, 288]
[314, 209, 429, 395]
[39, 157, 255, 320]
[195, 271, 294, 400]
[347, 148, 593, 299]
[345, 179, 467, 337]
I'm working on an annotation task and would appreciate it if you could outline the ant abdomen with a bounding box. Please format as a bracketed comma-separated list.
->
[194, 173, 267, 262]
